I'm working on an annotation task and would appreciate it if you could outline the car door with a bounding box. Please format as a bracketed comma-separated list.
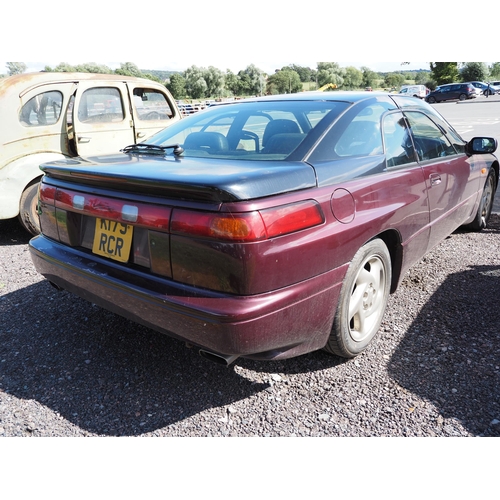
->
[16, 82, 78, 156]
[404, 110, 478, 251]
[72, 81, 135, 156]
[437, 86, 450, 102]
[126, 83, 179, 143]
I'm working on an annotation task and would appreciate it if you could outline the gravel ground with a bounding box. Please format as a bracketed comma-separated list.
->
[1, 214, 499, 438]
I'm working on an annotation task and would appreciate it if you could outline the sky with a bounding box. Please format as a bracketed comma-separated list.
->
[2, 1, 497, 77]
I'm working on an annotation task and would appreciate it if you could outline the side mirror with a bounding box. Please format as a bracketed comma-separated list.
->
[466, 137, 497, 156]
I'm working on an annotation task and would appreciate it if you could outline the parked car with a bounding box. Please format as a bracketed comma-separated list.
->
[29, 92, 498, 364]
[0, 72, 181, 235]
[468, 81, 500, 96]
[425, 83, 477, 103]
[398, 85, 428, 98]
[489, 81, 500, 87]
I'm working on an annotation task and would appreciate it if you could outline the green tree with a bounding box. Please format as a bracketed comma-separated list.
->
[266, 69, 302, 94]
[115, 62, 142, 77]
[6, 62, 27, 75]
[361, 66, 378, 88]
[204, 66, 225, 97]
[343, 66, 363, 90]
[281, 64, 313, 83]
[384, 73, 405, 88]
[489, 63, 500, 79]
[166, 73, 186, 99]
[74, 62, 113, 74]
[316, 62, 345, 88]
[224, 70, 240, 95]
[415, 71, 431, 85]
[430, 62, 459, 85]
[46, 62, 76, 72]
[238, 64, 265, 95]
[459, 62, 488, 82]
[184, 66, 207, 99]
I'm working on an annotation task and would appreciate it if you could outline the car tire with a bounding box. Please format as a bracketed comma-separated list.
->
[427, 96, 436, 104]
[464, 168, 497, 231]
[18, 179, 41, 235]
[324, 238, 391, 358]
[459, 93, 467, 100]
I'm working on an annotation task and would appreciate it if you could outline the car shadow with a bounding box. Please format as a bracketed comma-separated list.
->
[386, 262, 500, 436]
[0, 281, 268, 436]
[0, 218, 31, 246]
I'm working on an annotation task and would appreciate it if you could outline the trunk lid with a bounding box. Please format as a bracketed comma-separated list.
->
[40, 153, 318, 202]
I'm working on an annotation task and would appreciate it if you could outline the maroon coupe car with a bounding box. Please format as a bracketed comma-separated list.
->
[29, 92, 498, 364]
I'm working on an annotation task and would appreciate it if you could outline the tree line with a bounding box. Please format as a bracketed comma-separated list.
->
[4, 62, 500, 100]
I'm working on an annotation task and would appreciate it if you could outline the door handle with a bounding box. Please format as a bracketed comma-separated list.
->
[78, 136, 91, 143]
[430, 173, 441, 186]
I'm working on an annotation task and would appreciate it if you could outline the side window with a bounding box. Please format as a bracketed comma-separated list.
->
[132, 88, 173, 121]
[77, 87, 124, 123]
[405, 111, 457, 161]
[20, 91, 63, 126]
[383, 112, 416, 167]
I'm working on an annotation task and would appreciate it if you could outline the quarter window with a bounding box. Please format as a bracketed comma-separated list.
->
[333, 104, 385, 157]
[20, 91, 63, 126]
[383, 113, 416, 167]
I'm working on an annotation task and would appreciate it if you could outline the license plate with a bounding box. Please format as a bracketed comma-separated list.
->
[92, 218, 133, 263]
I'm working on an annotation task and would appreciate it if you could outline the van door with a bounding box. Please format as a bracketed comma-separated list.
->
[126, 83, 180, 143]
[72, 81, 135, 156]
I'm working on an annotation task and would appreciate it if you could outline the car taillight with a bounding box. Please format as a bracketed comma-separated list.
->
[171, 210, 267, 241]
[171, 200, 324, 242]
[260, 200, 325, 237]
[40, 182, 325, 241]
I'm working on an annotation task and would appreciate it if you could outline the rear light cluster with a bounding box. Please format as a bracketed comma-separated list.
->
[40, 183, 325, 242]
[40, 184, 171, 229]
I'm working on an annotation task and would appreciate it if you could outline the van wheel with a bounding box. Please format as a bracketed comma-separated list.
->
[324, 239, 391, 358]
[18, 179, 41, 235]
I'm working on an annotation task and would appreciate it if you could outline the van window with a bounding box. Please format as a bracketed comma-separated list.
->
[77, 87, 125, 123]
[20, 91, 63, 126]
[132, 88, 173, 121]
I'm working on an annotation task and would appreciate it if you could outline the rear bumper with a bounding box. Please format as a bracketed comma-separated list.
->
[29, 235, 346, 360]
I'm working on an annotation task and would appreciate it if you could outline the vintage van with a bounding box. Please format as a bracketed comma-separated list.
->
[0, 72, 181, 234]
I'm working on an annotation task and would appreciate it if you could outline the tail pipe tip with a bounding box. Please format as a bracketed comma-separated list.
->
[199, 349, 239, 366]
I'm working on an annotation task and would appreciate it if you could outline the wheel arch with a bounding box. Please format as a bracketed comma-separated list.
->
[370, 229, 403, 294]
[490, 159, 499, 191]
[0, 152, 67, 219]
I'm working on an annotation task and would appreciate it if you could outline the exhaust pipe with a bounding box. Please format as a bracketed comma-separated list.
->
[199, 349, 238, 366]
[48, 281, 64, 291]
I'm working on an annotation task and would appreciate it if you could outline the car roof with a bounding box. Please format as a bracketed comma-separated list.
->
[236, 91, 395, 104]
[0, 72, 162, 98]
